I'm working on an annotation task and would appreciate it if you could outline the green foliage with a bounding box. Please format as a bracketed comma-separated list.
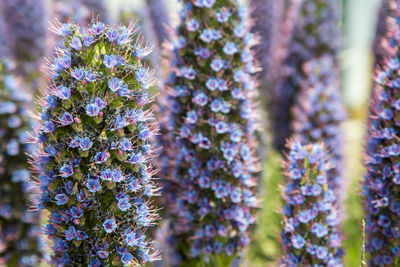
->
[245, 151, 283, 266]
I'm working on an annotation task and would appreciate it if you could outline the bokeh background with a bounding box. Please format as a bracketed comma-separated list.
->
[94, 0, 382, 266]
[2, 0, 385, 265]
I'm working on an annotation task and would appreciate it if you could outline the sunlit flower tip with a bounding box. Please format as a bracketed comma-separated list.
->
[59, 23, 72, 37]
[106, 29, 119, 42]
[92, 22, 104, 35]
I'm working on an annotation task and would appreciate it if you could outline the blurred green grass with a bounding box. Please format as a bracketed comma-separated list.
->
[245, 151, 284, 267]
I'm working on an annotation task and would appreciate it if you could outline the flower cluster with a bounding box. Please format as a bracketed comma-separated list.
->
[272, 0, 342, 151]
[291, 55, 346, 191]
[281, 141, 343, 267]
[2, 0, 47, 77]
[30, 21, 160, 266]
[160, 0, 260, 263]
[364, 9, 400, 265]
[0, 59, 43, 265]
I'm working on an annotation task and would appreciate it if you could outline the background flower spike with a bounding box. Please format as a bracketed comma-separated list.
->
[158, 0, 261, 265]
[281, 140, 344, 266]
[364, 4, 400, 265]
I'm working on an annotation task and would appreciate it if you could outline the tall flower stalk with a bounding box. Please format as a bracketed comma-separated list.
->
[271, 0, 342, 151]
[281, 141, 343, 266]
[160, 0, 260, 265]
[364, 6, 400, 265]
[291, 55, 346, 192]
[30, 21, 160, 266]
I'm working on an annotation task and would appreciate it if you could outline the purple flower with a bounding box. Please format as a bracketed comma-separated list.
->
[85, 70, 96, 82]
[94, 151, 110, 164]
[60, 112, 74, 126]
[129, 153, 144, 165]
[117, 33, 130, 45]
[100, 169, 113, 181]
[55, 193, 68, 205]
[121, 253, 134, 264]
[106, 29, 118, 42]
[86, 103, 100, 116]
[103, 54, 118, 69]
[108, 77, 127, 92]
[223, 42, 238, 55]
[71, 68, 85, 81]
[55, 86, 71, 100]
[92, 22, 104, 35]
[193, 91, 208, 106]
[119, 138, 132, 151]
[65, 226, 77, 241]
[71, 37, 82, 50]
[135, 68, 149, 83]
[103, 218, 117, 233]
[60, 164, 74, 177]
[210, 58, 225, 72]
[70, 206, 83, 218]
[118, 198, 131, 211]
[79, 137, 92, 151]
[186, 19, 200, 32]
[200, 29, 214, 43]
[86, 178, 102, 193]
[206, 77, 219, 91]
[83, 34, 94, 47]
[43, 121, 55, 133]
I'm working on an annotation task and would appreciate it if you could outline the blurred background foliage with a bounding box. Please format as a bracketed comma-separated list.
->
[31, 0, 383, 265]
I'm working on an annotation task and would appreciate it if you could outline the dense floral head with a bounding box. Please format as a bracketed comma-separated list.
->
[0, 60, 44, 265]
[271, 0, 342, 151]
[159, 0, 260, 264]
[281, 140, 343, 267]
[364, 7, 400, 265]
[291, 55, 346, 191]
[30, 21, 159, 266]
